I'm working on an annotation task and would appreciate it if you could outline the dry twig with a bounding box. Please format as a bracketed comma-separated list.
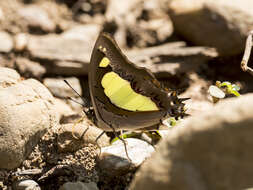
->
[241, 30, 253, 76]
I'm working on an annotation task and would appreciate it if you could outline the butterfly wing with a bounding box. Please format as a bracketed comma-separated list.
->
[89, 33, 177, 131]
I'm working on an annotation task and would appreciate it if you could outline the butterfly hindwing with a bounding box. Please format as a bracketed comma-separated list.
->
[89, 32, 181, 131]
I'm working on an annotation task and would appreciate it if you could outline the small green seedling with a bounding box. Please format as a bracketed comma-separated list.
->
[216, 81, 240, 97]
[111, 132, 139, 144]
[208, 81, 240, 103]
[162, 117, 178, 128]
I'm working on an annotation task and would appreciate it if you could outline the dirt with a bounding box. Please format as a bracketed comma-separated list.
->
[0, 0, 253, 189]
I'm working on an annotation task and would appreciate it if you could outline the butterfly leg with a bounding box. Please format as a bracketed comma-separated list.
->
[119, 130, 128, 146]
[112, 128, 132, 162]
[95, 131, 106, 157]
[80, 125, 90, 139]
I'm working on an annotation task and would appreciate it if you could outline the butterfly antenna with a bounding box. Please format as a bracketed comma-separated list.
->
[67, 96, 85, 107]
[64, 79, 87, 107]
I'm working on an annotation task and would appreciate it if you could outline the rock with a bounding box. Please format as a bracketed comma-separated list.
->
[106, 0, 173, 47]
[0, 67, 21, 87]
[141, 18, 173, 42]
[0, 7, 4, 21]
[27, 34, 90, 63]
[106, 0, 142, 26]
[126, 42, 217, 76]
[0, 55, 14, 68]
[17, 5, 56, 32]
[130, 94, 253, 190]
[13, 179, 40, 190]
[58, 121, 110, 152]
[54, 98, 76, 118]
[99, 138, 155, 176]
[59, 181, 98, 190]
[167, 0, 253, 56]
[0, 67, 59, 169]
[185, 100, 213, 116]
[0, 31, 13, 53]
[45, 61, 89, 76]
[60, 113, 82, 124]
[78, 14, 105, 25]
[43, 77, 82, 99]
[27, 25, 100, 76]
[64, 96, 84, 114]
[62, 24, 100, 42]
[14, 33, 28, 52]
[181, 73, 213, 116]
[15, 58, 46, 79]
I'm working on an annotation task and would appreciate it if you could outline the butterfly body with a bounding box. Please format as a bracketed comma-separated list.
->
[89, 33, 185, 132]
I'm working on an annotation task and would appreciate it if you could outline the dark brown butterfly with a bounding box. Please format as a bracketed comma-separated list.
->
[65, 32, 187, 160]
[89, 32, 186, 133]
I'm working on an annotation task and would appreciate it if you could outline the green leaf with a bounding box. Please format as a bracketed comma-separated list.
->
[111, 132, 136, 143]
[163, 117, 178, 128]
[214, 81, 241, 97]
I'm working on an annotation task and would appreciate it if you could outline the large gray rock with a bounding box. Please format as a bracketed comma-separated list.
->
[130, 94, 253, 190]
[167, 0, 253, 56]
[27, 24, 101, 76]
[27, 34, 90, 63]
[126, 42, 217, 76]
[0, 67, 59, 169]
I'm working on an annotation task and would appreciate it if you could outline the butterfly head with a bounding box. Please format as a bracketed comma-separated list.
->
[166, 91, 189, 120]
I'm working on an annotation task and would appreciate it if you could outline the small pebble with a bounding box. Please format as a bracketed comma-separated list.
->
[99, 138, 155, 176]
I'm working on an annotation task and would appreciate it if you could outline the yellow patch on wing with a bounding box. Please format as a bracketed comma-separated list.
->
[101, 71, 159, 111]
[99, 57, 110, 67]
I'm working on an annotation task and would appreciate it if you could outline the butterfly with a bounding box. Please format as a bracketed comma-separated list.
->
[65, 32, 187, 161]
[89, 32, 187, 134]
